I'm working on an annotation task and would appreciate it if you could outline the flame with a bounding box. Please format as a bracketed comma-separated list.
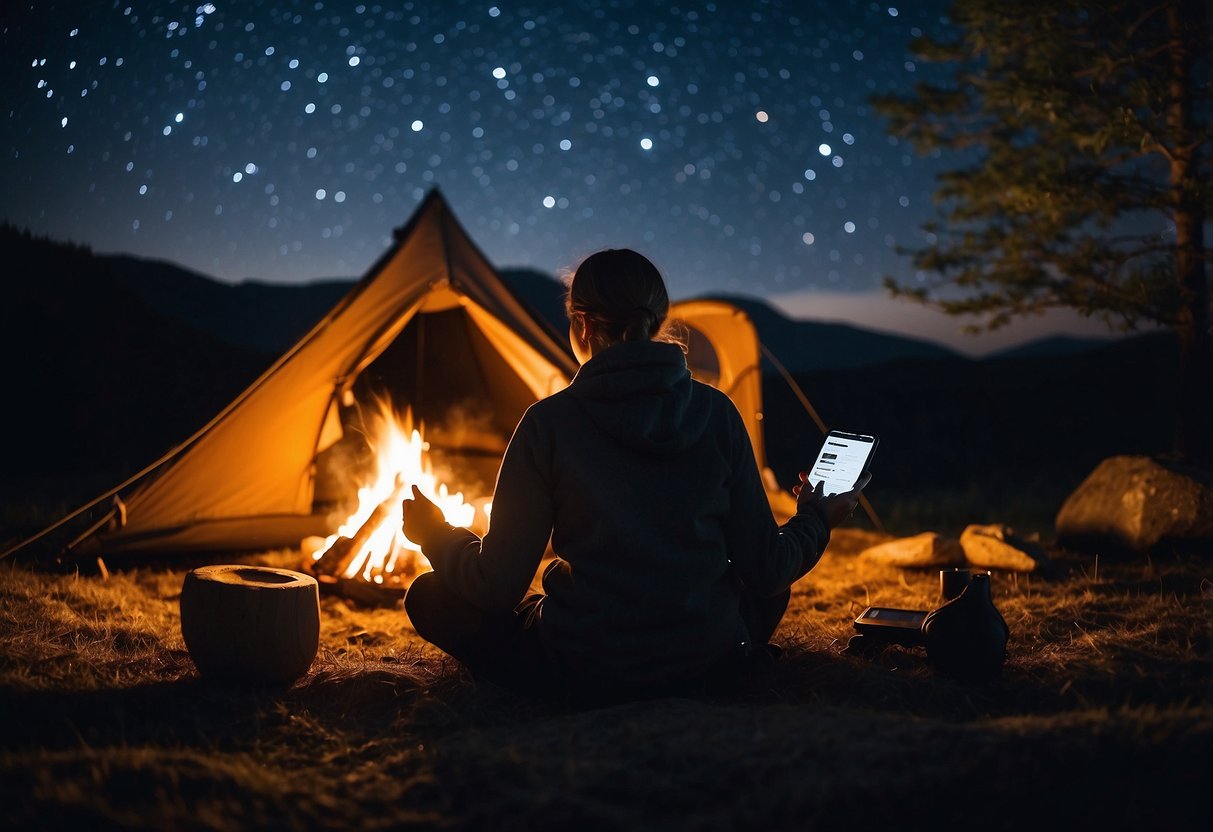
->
[312, 399, 490, 585]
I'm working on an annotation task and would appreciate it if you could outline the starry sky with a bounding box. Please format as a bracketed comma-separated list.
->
[1, 0, 1118, 352]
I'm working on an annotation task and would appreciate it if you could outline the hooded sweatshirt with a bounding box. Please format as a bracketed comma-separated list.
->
[422, 340, 830, 688]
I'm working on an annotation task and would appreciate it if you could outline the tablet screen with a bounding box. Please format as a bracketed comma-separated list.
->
[808, 432, 875, 496]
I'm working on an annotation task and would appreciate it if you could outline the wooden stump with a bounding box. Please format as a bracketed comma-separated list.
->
[180, 565, 320, 684]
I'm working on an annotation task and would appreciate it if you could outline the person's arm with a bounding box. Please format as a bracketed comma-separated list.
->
[402, 412, 553, 612]
[725, 411, 869, 596]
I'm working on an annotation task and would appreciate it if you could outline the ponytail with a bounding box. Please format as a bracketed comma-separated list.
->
[622, 306, 659, 342]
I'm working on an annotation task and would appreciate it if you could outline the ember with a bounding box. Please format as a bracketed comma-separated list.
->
[306, 399, 489, 599]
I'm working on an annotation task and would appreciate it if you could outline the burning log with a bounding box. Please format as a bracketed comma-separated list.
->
[313, 478, 408, 578]
[302, 401, 491, 606]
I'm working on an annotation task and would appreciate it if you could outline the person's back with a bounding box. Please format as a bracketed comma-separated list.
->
[513, 341, 776, 688]
[402, 249, 866, 702]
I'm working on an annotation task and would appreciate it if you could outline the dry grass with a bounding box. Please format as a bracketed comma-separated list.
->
[1, 531, 1210, 830]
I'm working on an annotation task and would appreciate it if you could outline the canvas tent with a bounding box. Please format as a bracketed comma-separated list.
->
[64, 191, 574, 554]
[671, 300, 798, 518]
[22, 190, 799, 559]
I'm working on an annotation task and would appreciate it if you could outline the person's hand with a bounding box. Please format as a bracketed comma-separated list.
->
[401, 484, 449, 550]
[793, 471, 871, 529]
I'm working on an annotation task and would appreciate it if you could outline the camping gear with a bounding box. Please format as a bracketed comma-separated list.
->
[851, 606, 929, 649]
[939, 567, 972, 601]
[922, 572, 1010, 679]
[180, 565, 320, 684]
[845, 573, 1010, 677]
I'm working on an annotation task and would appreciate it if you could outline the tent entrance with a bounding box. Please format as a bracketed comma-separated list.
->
[311, 306, 535, 516]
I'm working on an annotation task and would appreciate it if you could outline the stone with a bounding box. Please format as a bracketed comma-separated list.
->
[960, 523, 1045, 572]
[859, 532, 965, 568]
[1055, 456, 1213, 553]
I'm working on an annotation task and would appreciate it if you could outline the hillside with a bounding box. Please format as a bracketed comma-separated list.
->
[498, 267, 571, 345]
[691, 293, 960, 372]
[0, 229, 272, 498]
[107, 255, 352, 355]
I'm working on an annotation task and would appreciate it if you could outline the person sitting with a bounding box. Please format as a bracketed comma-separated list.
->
[402, 248, 867, 704]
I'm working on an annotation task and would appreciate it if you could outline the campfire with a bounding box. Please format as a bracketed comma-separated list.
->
[305, 399, 490, 603]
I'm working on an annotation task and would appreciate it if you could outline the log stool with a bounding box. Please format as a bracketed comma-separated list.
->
[180, 565, 320, 684]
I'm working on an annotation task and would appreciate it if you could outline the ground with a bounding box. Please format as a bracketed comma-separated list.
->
[1, 530, 1209, 830]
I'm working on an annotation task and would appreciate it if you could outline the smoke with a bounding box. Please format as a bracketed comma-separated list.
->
[422, 400, 505, 499]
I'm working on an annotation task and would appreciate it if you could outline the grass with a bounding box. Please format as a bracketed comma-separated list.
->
[1, 531, 1210, 830]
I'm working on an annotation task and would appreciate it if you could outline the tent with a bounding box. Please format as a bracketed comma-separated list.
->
[671, 300, 798, 518]
[68, 190, 577, 554]
[17, 190, 801, 559]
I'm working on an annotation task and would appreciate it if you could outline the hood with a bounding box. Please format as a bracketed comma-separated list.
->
[565, 340, 710, 454]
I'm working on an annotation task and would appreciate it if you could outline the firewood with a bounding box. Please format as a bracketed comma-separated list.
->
[314, 478, 410, 578]
[312, 535, 353, 576]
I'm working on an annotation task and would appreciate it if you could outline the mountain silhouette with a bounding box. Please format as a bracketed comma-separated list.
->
[106, 254, 352, 355]
[0, 227, 270, 496]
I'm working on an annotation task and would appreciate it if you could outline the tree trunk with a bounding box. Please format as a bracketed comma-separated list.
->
[1173, 290, 1212, 468]
[1167, 1, 1211, 469]
[1172, 168, 1210, 468]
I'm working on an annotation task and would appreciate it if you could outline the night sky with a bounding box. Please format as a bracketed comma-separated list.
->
[1, 1, 1115, 351]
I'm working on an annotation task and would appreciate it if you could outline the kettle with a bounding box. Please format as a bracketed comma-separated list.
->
[922, 572, 1010, 679]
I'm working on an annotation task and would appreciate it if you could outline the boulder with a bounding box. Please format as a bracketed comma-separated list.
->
[960, 524, 1045, 572]
[1055, 456, 1213, 553]
[859, 532, 965, 568]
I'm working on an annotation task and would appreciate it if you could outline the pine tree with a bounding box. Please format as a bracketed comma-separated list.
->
[876, 0, 1211, 465]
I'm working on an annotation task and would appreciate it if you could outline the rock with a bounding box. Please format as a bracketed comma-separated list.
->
[960, 524, 1045, 572]
[1055, 456, 1213, 553]
[860, 532, 965, 568]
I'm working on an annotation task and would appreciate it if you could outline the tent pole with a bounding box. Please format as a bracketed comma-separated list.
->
[0, 499, 108, 560]
[63, 506, 119, 554]
[416, 313, 426, 418]
[758, 343, 885, 534]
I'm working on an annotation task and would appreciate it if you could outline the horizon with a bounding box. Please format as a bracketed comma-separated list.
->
[52, 224, 1128, 358]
